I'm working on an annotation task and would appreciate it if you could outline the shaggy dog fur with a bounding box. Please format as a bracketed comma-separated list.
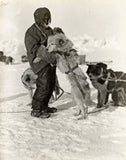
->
[46, 31, 93, 119]
[86, 63, 126, 107]
[21, 68, 60, 105]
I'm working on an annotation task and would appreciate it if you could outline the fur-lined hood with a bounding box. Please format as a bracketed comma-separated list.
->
[34, 7, 51, 25]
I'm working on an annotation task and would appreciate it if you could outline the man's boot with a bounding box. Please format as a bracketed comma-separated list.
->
[31, 109, 51, 118]
[46, 107, 57, 113]
[31, 99, 51, 118]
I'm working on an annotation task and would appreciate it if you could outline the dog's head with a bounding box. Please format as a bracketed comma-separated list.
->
[86, 63, 107, 81]
[47, 33, 73, 53]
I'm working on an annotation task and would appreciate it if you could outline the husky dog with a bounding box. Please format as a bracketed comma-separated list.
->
[86, 63, 126, 107]
[21, 68, 60, 105]
[46, 30, 93, 119]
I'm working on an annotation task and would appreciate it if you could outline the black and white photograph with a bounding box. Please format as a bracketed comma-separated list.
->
[0, 0, 126, 160]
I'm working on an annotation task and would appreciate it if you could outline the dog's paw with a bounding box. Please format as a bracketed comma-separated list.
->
[77, 114, 88, 120]
[75, 113, 88, 120]
[74, 110, 81, 116]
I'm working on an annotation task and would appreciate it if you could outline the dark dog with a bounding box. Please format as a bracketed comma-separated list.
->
[0, 51, 13, 64]
[0, 56, 13, 64]
[86, 63, 126, 107]
[5, 56, 13, 64]
[21, 55, 28, 63]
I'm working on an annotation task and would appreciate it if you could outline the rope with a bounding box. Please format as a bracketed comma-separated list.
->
[88, 105, 109, 114]
[0, 87, 70, 114]
[100, 72, 126, 83]
[0, 105, 110, 114]
[64, 55, 86, 99]
[0, 110, 31, 114]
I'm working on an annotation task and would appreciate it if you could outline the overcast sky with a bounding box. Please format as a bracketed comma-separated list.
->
[0, 0, 126, 44]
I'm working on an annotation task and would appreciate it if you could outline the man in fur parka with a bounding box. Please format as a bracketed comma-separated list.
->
[25, 7, 58, 118]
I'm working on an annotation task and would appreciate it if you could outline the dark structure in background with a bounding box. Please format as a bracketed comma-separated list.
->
[21, 55, 28, 63]
[0, 51, 13, 64]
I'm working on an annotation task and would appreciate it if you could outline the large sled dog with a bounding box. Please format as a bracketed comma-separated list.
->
[21, 68, 60, 105]
[46, 28, 93, 119]
[86, 63, 126, 107]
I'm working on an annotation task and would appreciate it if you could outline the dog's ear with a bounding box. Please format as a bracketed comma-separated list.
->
[97, 63, 107, 70]
[107, 68, 115, 78]
[86, 63, 94, 67]
[53, 27, 64, 35]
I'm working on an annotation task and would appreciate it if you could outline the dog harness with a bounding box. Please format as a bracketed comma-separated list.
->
[100, 72, 126, 92]
[56, 49, 79, 75]
[65, 64, 79, 74]
[63, 54, 87, 99]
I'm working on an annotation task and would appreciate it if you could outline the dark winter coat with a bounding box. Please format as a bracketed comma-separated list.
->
[24, 23, 56, 73]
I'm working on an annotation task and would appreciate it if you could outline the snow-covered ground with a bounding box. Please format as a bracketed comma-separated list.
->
[0, 37, 126, 160]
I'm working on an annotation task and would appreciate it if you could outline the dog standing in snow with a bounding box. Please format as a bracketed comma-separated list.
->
[21, 68, 60, 105]
[86, 63, 126, 107]
[45, 28, 93, 119]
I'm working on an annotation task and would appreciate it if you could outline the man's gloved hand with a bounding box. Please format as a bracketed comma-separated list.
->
[33, 45, 46, 63]
[33, 45, 57, 65]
